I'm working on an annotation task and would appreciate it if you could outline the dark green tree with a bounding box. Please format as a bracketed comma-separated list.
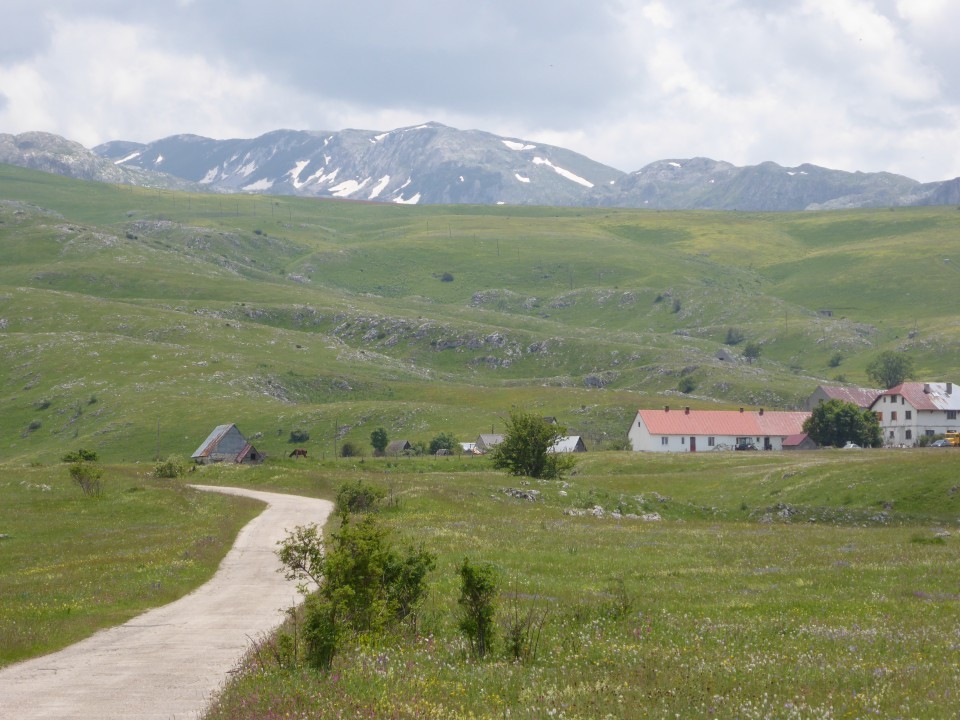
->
[802, 399, 882, 448]
[428, 432, 458, 455]
[743, 341, 762, 363]
[491, 411, 575, 479]
[866, 351, 913, 389]
[370, 427, 389, 455]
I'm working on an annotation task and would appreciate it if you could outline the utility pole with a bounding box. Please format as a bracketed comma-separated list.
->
[156, 418, 161, 461]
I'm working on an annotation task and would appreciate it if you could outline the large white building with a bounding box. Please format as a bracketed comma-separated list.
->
[870, 382, 960, 446]
[627, 406, 810, 453]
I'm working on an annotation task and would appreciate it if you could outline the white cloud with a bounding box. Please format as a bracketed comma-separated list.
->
[0, 2, 958, 183]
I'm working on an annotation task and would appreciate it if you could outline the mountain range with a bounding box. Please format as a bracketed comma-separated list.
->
[3, 123, 959, 211]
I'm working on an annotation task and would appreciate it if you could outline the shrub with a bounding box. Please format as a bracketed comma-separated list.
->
[828, 351, 843, 368]
[278, 515, 436, 671]
[492, 411, 575, 480]
[62, 448, 98, 462]
[440, 272, 454, 282]
[340, 441, 360, 457]
[302, 595, 338, 672]
[502, 589, 548, 664]
[289, 429, 310, 444]
[34, 399, 51, 410]
[672, 298, 682, 313]
[335, 480, 386, 515]
[153, 455, 186, 479]
[677, 376, 696, 394]
[428, 432, 458, 455]
[27, 419, 42, 431]
[69, 461, 103, 497]
[724, 327, 745, 345]
[457, 558, 498, 659]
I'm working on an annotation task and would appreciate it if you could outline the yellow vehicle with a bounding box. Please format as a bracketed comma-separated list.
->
[945, 431, 960, 446]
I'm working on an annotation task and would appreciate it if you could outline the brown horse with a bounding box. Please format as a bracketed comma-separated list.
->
[289, 448, 308, 458]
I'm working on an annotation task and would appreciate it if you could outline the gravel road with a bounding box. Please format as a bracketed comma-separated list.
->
[0, 485, 333, 720]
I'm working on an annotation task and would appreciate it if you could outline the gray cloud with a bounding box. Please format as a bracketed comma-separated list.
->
[0, 0, 958, 182]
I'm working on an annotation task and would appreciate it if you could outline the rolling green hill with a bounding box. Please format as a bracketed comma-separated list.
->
[2, 163, 959, 462]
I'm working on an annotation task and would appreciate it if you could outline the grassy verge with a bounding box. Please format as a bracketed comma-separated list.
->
[0, 462, 263, 667]
[203, 449, 960, 719]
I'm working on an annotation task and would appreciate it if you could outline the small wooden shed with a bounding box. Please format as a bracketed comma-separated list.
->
[192, 424, 263, 464]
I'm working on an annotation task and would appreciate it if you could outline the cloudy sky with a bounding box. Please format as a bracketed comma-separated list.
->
[1, 0, 958, 182]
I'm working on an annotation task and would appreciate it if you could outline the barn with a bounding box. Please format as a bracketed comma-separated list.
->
[191, 424, 264, 464]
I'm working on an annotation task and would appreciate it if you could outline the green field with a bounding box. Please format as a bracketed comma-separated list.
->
[3, 166, 960, 717]
[3, 164, 960, 464]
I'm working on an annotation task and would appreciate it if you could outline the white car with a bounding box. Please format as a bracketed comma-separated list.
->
[842, 441, 861, 449]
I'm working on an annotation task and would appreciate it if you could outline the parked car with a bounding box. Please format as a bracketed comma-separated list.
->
[735, 442, 757, 451]
[841, 441, 861, 449]
[930, 439, 952, 447]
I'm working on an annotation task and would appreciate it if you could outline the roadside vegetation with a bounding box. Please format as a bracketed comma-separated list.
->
[194, 449, 960, 719]
[0, 463, 262, 666]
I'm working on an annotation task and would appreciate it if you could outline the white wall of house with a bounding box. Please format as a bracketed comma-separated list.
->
[627, 412, 785, 452]
[873, 384, 960, 446]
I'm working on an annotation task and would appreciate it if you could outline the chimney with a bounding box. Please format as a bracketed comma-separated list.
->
[684, 406, 690, 415]
[664, 405, 669, 412]
[759, 408, 764, 415]
[924, 384, 931, 394]
[739, 407, 744, 413]
[948, 383, 953, 396]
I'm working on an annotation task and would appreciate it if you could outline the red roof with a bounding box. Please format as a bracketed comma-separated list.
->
[782, 432, 810, 447]
[637, 409, 809, 437]
[874, 382, 960, 411]
[816, 385, 880, 409]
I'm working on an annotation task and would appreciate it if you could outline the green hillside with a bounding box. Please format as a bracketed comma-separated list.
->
[2, 163, 959, 462]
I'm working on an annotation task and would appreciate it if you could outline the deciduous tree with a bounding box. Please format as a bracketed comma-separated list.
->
[803, 399, 882, 448]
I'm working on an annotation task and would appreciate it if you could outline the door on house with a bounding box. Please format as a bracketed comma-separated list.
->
[690, 437, 697, 452]
[763, 437, 772, 450]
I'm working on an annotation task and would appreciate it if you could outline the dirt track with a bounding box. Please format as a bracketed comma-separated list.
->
[0, 485, 333, 720]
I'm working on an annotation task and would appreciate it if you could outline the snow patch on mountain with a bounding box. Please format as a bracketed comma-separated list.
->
[330, 178, 369, 197]
[199, 167, 219, 184]
[115, 151, 141, 165]
[503, 140, 536, 151]
[288, 160, 311, 188]
[369, 175, 390, 199]
[154, 154, 164, 165]
[394, 192, 421, 205]
[515, 173, 531, 183]
[237, 161, 257, 178]
[244, 178, 274, 191]
[532, 157, 594, 188]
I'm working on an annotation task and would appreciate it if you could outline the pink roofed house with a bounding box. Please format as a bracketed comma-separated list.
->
[627, 406, 810, 453]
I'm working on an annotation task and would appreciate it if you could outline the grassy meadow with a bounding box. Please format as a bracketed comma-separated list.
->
[2, 164, 960, 464]
[2, 165, 960, 717]
[0, 463, 263, 666]
[183, 449, 960, 719]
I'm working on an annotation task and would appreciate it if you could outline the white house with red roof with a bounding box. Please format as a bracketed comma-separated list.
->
[627, 406, 810, 453]
[869, 382, 960, 446]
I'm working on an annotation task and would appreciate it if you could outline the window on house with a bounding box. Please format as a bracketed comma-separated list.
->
[889, 395, 897, 403]
[926, 429, 935, 437]
[661, 437, 668, 446]
[889, 430, 895, 439]
[891, 411, 897, 421]
[906, 430, 912, 440]
[875, 412, 883, 422]
[906, 410, 912, 420]
[708, 437, 715, 446]
[949, 411, 958, 420]
[681, 437, 686, 444]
